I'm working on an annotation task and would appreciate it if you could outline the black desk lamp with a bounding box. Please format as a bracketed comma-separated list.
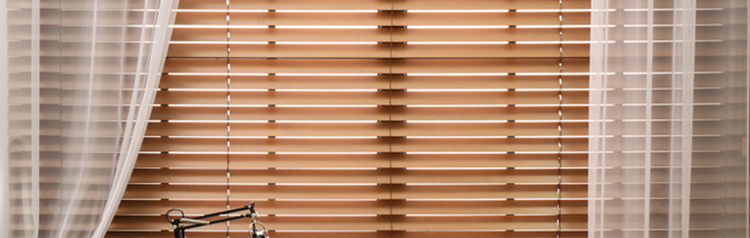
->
[166, 202, 269, 238]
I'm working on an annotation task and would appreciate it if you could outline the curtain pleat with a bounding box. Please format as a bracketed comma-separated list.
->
[1, 0, 177, 237]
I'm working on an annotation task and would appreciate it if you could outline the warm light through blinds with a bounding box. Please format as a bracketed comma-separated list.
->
[108, 0, 591, 237]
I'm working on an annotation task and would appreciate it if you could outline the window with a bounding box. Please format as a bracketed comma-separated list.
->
[108, 0, 591, 237]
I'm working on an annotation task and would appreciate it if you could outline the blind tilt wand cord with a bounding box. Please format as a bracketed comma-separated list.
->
[166, 202, 269, 238]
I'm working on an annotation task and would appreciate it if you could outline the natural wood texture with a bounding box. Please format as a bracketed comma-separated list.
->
[153, 90, 589, 105]
[177, 0, 592, 10]
[162, 59, 589, 74]
[115, 200, 589, 215]
[159, 75, 591, 89]
[144, 122, 589, 137]
[109, 214, 588, 230]
[171, 28, 591, 42]
[109, 0, 590, 237]
[174, 12, 589, 26]
[149, 106, 589, 121]
[134, 153, 590, 168]
[167, 43, 590, 58]
[139, 137, 588, 152]
[128, 169, 588, 184]
[122, 184, 588, 200]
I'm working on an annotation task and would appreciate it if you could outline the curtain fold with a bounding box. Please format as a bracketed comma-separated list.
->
[2, 1, 11, 237]
[589, 0, 749, 237]
[1, 0, 176, 237]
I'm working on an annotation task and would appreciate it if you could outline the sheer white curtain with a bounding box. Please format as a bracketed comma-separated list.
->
[590, 0, 749, 238]
[0, 0, 177, 237]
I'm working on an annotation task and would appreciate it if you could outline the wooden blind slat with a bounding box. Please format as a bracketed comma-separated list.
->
[139, 138, 588, 153]
[163, 42, 750, 59]
[145, 122, 588, 137]
[141, 138, 390, 152]
[153, 91, 588, 105]
[24, 56, 750, 74]
[149, 106, 589, 121]
[134, 153, 589, 168]
[31, 120, 582, 138]
[394, 0, 592, 10]
[128, 169, 588, 184]
[171, 28, 591, 42]
[159, 75, 590, 90]
[122, 184, 587, 200]
[393, 215, 587, 230]
[176, 0, 591, 10]
[168, 44, 589, 59]
[391, 138, 589, 152]
[174, 12, 589, 26]
[115, 200, 588, 216]
[162, 59, 589, 74]
[108, 215, 586, 231]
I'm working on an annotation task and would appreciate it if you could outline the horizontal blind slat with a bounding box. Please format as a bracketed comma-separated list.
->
[148, 106, 589, 121]
[176, 0, 591, 10]
[139, 138, 588, 152]
[174, 12, 590, 26]
[128, 169, 588, 184]
[162, 59, 590, 74]
[159, 75, 590, 89]
[115, 200, 588, 215]
[170, 28, 591, 42]
[153, 91, 589, 105]
[122, 185, 588, 199]
[108, 215, 587, 230]
[144, 122, 588, 137]
[167, 44, 589, 59]
[134, 153, 589, 168]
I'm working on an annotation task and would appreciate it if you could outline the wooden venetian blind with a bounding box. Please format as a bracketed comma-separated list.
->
[108, 0, 591, 237]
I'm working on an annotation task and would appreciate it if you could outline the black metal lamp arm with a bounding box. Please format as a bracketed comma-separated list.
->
[166, 202, 263, 238]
